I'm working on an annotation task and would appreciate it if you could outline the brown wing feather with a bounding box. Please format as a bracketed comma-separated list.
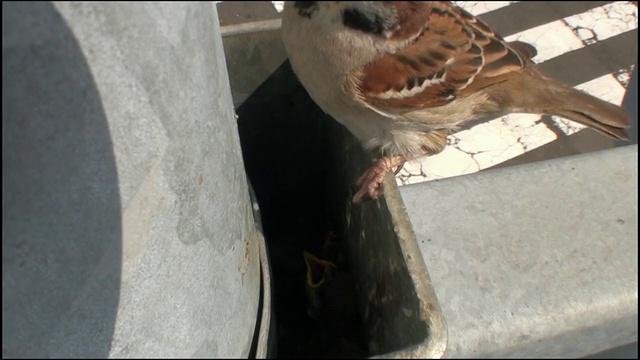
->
[356, 1, 536, 110]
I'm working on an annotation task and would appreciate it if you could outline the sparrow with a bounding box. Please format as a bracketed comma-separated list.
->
[281, 1, 632, 204]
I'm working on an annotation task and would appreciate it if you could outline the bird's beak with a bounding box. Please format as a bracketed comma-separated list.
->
[303, 251, 337, 288]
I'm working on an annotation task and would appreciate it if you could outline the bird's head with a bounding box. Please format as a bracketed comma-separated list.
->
[289, 1, 433, 42]
[303, 251, 337, 288]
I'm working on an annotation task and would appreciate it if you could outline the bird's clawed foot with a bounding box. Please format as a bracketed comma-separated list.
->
[352, 155, 406, 204]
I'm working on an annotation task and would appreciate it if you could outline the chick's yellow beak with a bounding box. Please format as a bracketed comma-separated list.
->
[303, 251, 337, 288]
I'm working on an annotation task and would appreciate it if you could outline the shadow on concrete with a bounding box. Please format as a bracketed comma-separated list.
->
[237, 57, 371, 357]
[237, 59, 331, 358]
[3, 2, 121, 357]
[478, 1, 614, 37]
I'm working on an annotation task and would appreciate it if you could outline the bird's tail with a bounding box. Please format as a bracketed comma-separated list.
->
[504, 66, 631, 141]
[550, 86, 631, 140]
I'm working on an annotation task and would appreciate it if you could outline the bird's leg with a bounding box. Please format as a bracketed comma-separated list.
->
[352, 129, 448, 204]
[352, 155, 407, 204]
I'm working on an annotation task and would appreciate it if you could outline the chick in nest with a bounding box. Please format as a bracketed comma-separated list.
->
[303, 233, 367, 357]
